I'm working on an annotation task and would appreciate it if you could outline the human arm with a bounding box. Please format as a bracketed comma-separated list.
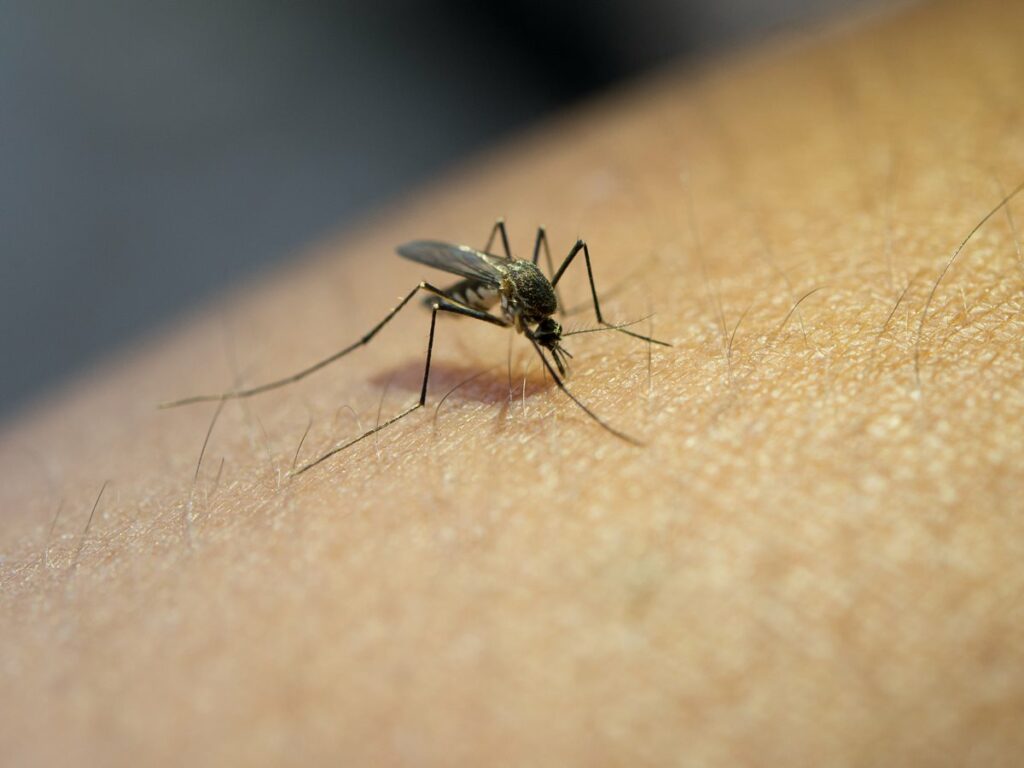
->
[3, 1, 1024, 764]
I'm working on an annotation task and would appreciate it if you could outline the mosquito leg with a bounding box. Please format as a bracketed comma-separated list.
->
[483, 218, 513, 258]
[292, 303, 509, 475]
[551, 240, 671, 346]
[531, 226, 565, 315]
[531, 226, 552, 268]
[161, 282, 460, 408]
[529, 341, 640, 445]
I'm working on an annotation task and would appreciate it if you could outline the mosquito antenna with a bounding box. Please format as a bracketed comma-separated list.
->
[530, 341, 641, 446]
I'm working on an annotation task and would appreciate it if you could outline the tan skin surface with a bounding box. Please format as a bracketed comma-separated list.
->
[3, 1, 1024, 764]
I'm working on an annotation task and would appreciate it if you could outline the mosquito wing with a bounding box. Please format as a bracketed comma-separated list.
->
[396, 240, 509, 286]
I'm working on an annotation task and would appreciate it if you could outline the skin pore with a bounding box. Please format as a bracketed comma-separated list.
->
[2, 0, 1024, 764]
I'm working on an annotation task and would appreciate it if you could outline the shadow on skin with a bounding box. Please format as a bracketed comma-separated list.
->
[369, 359, 556, 405]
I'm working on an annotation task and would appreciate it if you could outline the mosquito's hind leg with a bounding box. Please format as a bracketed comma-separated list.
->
[550, 239, 671, 347]
[292, 302, 509, 475]
[161, 282, 460, 408]
[483, 218, 513, 258]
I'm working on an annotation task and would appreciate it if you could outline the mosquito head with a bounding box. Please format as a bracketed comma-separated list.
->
[532, 317, 573, 376]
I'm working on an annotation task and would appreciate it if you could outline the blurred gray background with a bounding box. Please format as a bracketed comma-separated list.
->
[0, 0, 874, 419]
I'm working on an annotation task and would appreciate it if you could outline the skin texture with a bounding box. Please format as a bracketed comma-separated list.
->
[2, 0, 1024, 764]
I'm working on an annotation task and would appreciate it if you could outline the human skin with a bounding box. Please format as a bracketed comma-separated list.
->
[2, 0, 1024, 765]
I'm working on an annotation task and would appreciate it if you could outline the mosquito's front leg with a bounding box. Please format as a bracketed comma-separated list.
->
[550, 239, 670, 347]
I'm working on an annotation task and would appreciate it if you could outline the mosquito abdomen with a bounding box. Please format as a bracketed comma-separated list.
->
[424, 278, 500, 312]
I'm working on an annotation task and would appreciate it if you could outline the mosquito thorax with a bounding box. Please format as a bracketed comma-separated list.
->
[502, 260, 558, 323]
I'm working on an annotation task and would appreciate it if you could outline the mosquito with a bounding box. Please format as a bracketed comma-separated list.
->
[161, 220, 670, 474]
